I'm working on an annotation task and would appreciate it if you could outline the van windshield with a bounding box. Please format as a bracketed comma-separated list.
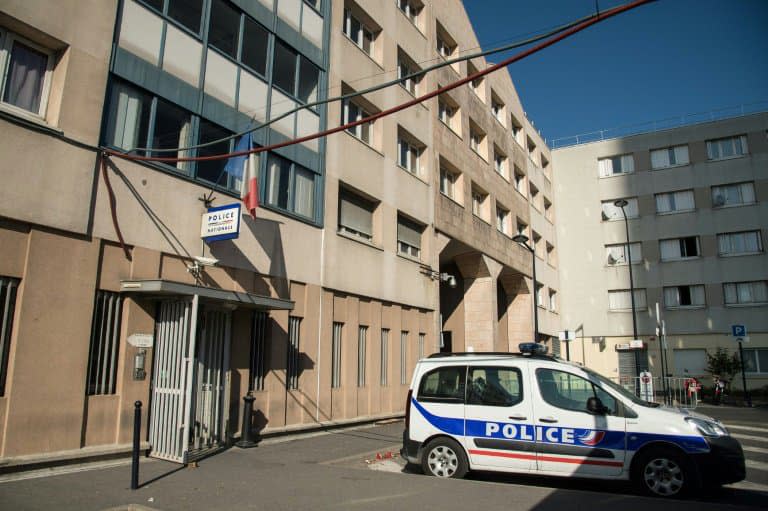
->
[583, 367, 655, 408]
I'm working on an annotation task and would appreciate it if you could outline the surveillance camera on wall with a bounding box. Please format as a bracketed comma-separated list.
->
[193, 256, 219, 267]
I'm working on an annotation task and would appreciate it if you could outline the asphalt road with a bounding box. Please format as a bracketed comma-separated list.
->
[0, 404, 765, 510]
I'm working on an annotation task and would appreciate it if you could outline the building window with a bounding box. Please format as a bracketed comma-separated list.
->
[342, 96, 373, 144]
[546, 242, 557, 267]
[660, 237, 700, 261]
[397, 0, 422, 27]
[276, 0, 325, 48]
[598, 154, 635, 177]
[0, 29, 54, 118]
[357, 326, 367, 387]
[287, 316, 301, 389]
[707, 135, 748, 160]
[418, 333, 425, 359]
[496, 204, 510, 235]
[527, 136, 538, 166]
[249, 311, 268, 392]
[536, 282, 545, 308]
[651, 145, 689, 169]
[397, 49, 422, 96]
[513, 166, 526, 194]
[469, 122, 486, 158]
[380, 328, 389, 386]
[265, 153, 316, 219]
[606, 242, 642, 265]
[491, 92, 505, 125]
[712, 182, 756, 208]
[467, 61, 485, 102]
[529, 183, 540, 210]
[208, 0, 270, 76]
[543, 197, 553, 222]
[273, 39, 319, 104]
[471, 185, 489, 221]
[493, 147, 507, 178]
[516, 219, 528, 238]
[724, 281, 768, 306]
[655, 189, 695, 214]
[436, 20, 457, 59]
[397, 130, 424, 175]
[332, 322, 343, 388]
[400, 331, 408, 385]
[397, 214, 424, 259]
[742, 348, 768, 374]
[0, 277, 20, 397]
[86, 291, 123, 396]
[602, 197, 638, 220]
[165, 0, 205, 34]
[549, 289, 557, 312]
[343, 6, 376, 57]
[608, 289, 647, 311]
[439, 166, 457, 200]
[338, 187, 376, 242]
[718, 231, 763, 256]
[664, 285, 706, 309]
[510, 114, 524, 146]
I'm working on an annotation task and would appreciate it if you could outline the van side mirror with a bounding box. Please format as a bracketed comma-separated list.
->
[587, 397, 608, 415]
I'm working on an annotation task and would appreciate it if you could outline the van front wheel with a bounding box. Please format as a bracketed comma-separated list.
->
[421, 438, 468, 479]
[633, 448, 698, 498]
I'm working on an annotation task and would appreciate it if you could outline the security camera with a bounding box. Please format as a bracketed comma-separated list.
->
[193, 256, 219, 267]
[446, 275, 457, 288]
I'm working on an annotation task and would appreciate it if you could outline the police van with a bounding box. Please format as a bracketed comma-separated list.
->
[401, 344, 745, 498]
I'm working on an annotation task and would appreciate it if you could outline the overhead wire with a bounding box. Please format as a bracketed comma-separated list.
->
[104, 0, 655, 166]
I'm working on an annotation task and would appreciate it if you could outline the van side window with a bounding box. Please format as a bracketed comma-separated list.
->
[418, 366, 466, 403]
[536, 368, 617, 414]
[467, 366, 522, 407]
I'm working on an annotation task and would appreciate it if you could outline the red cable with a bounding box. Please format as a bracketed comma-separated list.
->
[104, 0, 654, 164]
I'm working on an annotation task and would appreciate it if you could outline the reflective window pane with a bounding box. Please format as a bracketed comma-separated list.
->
[242, 17, 269, 76]
[167, 0, 203, 34]
[3, 41, 48, 114]
[196, 120, 233, 187]
[152, 98, 192, 172]
[106, 82, 152, 154]
[273, 40, 297, 95]
[267, 154, 291, 209]
[297, 57, 319, 103]
[208, 0, 240, 58]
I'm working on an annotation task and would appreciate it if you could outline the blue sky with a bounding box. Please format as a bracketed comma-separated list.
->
[462, 0, 768, 144]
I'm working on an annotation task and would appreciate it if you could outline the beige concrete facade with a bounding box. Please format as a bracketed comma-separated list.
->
[553, 113, 768, 390]
[0, 0, 554, 465]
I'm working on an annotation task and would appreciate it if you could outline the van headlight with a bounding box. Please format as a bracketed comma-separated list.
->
[685, 417, 729, 437]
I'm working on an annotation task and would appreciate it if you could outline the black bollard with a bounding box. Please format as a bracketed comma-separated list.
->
[131, 401, 141, 490]
[236, 394, 257, 448]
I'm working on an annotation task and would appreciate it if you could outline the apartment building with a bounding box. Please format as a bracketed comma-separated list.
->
[0, 0, 556, 467]
[553, 113, 768, 390]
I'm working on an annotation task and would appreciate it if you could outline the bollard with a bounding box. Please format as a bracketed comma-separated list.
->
[131, 401, 141, 490]
[236, 394, 257, 448]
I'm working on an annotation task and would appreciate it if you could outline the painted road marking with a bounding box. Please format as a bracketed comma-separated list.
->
[732, 433, 768, 443]
[743, 445, 768, 455]
[729, 480, 768, 493]
[746, 459, 768, 472]
[727, 424, 768, 434]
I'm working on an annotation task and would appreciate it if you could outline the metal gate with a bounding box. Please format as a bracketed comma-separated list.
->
[149, 298, 198, 463]
[190, 308, 231, 455]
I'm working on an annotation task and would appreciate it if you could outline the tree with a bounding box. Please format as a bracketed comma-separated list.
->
[706, 347, 741, 381]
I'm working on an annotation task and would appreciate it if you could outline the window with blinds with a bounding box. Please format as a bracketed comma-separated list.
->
[712, 182, 755, 207]
[250, 311, 268, 391]
[664, 285, 706, 308]
[650, 145, 689, 169]
[660, 237, 700, 260]
[598, 154, 634, 177]
[0, 277, 20, 397]
[707, 135, 748, 160]
[287, 316, 301, 390]
[397, 215, 423, 259]
[718, 231, 763, 256]
[608, 289, 647, 311]
[86, 291, 123, 396]
[338, 187, 375, 241]
[655, 189, 695, 214]
[332, 322, 343, 388]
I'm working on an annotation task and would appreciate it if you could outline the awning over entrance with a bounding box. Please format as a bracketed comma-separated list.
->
[120, 279, 294, 311]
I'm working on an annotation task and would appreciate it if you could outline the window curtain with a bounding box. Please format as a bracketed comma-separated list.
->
[674, 190, 694, 211]
[650, 149, 667, 169]
[660, 239, 679, 260]
[674, 145, 689, 165]
[340, 191, 373, 237]
[740, 182, 755, 203]
[598, 158, 612, 177]
[655, 193, 671, 213]
[3, 40, 47, 114]
[724, 283, 737, 304]
[109, 83, 145, 150]
[664, 287, 679, 307]
[691, 285, 705, 305]
[397, 217, 422, 249]
[293, 167, 314, 218]
[718, 234, 731, 255]
[628, 242, 641, 262]
[620, 154, 634, 173]
[608, 291, 630, 310]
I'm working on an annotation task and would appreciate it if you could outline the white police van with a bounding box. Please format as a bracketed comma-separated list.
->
[401, 344, 745, 498]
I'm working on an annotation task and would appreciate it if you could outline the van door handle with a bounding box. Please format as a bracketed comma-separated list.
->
[507, 414, 527, 421]
[539, 417, 558, 423]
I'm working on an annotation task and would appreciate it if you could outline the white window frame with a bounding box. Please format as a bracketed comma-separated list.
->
[712, 182, 756, 208]
[723, 281, 768, 306]
[707, 135, 748, 161]
[493, 149, 507, 177]
[342, 98, 372, 144]
[496, 205, 509, 235]
[397, 0, 422, 26]
[397, 53, 420, 96]
[602, 198, 639, 221]
[718, 231, 763, 257]
[397, 215, 422, 259]
[549, 289, 557, 312]
[742, 348, 768, 374]
[651, 144, 689, 170]
[598, 154, 635, 177]
[606, 242, 642, 265]
[608, 289, 648, 311]
[655, 189, 695, 215]
[491, 97, 505, 125]
[343, 8, 375, 57]
[513, 167, 526, 195]
[663, 285, 706, 309]
[659, 236, 700, 261]
[472, 187, 488, 220]
[439, 167, 457, 199]
[397, 136, 421, 175]
[0, 28, 55, 119]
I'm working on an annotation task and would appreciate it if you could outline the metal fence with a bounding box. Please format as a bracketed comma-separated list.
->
[620, 376, 700, 409]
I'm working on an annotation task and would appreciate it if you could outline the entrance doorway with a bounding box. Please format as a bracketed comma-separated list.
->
[148, 297, 231, 464]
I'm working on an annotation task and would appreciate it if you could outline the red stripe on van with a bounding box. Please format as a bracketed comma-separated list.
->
[469, 450, 624, 467]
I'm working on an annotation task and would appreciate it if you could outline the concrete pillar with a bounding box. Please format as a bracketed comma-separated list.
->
[455, 254, 502, 352]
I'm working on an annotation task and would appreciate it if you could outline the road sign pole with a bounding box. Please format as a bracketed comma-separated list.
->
[738, 340, 752, 407]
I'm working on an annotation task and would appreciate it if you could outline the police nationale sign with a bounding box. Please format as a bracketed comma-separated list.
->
[201, 203, 241, 242]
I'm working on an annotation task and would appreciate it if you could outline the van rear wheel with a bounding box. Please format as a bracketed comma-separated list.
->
[421, 437, 468, 479]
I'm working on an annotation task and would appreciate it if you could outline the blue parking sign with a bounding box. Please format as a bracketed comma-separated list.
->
[731, 325, 746, 337]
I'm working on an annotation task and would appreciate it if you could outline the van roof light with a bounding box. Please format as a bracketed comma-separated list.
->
[518, 342, 547, 356]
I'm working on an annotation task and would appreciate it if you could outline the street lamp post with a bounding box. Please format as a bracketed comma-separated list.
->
[512, 234, 538, 343]
[614, 199, 640, 378]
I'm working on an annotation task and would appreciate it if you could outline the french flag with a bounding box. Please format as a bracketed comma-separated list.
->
[224, 132, 259, 218]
